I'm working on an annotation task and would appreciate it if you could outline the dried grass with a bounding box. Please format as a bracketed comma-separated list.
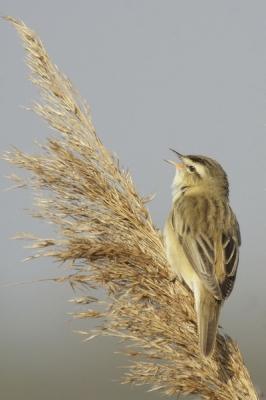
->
[2, 16, 259, 399]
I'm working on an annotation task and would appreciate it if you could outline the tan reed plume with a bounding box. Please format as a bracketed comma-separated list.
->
[2, 16, 259, 399]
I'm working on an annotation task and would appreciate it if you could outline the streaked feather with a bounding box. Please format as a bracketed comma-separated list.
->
[171, 195, 240, 301]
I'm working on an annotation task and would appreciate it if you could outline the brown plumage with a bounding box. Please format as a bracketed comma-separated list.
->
[164, 151, 241, 357]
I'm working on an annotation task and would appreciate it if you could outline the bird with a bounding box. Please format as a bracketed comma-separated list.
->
[164, 150, 241, 358]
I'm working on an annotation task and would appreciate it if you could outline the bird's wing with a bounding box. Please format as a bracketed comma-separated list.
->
[220, 222, 241, 299]
[171, 200, 240, 300]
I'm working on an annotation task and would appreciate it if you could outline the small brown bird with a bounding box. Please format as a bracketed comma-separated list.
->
[164, 150, 241, 358]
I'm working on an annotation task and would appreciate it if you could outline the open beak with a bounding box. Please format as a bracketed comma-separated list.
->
[164, 159, 184, 169]
[170, 149, 183, 159]
[164, 149, 184, 169]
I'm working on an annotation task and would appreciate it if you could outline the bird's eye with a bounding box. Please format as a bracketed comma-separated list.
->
[188, 165, 196, 173]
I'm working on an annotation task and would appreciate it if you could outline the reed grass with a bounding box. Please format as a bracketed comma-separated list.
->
[2, 16, 259, 399]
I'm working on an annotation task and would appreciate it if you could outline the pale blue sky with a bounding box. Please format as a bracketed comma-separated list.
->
[1, 2, 266, 398]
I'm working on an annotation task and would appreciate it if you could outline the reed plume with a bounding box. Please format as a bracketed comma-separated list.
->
[2, 16, 259, 399]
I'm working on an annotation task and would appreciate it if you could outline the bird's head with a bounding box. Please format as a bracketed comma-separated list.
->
[165, 149, 229, 201]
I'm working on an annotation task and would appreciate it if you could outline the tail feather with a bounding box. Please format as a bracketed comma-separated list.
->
[196, 285, 222, 358]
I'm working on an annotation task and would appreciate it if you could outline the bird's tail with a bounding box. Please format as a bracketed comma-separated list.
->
[195, 285, 222, 358]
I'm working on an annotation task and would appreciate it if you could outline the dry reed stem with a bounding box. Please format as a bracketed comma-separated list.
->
[2, 16, 258, 399]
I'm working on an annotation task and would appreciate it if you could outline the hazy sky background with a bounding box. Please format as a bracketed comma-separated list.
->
[1, 1, 266, 399]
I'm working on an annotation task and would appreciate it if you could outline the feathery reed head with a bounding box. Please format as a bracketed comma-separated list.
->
[2, 16, 259, 399]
